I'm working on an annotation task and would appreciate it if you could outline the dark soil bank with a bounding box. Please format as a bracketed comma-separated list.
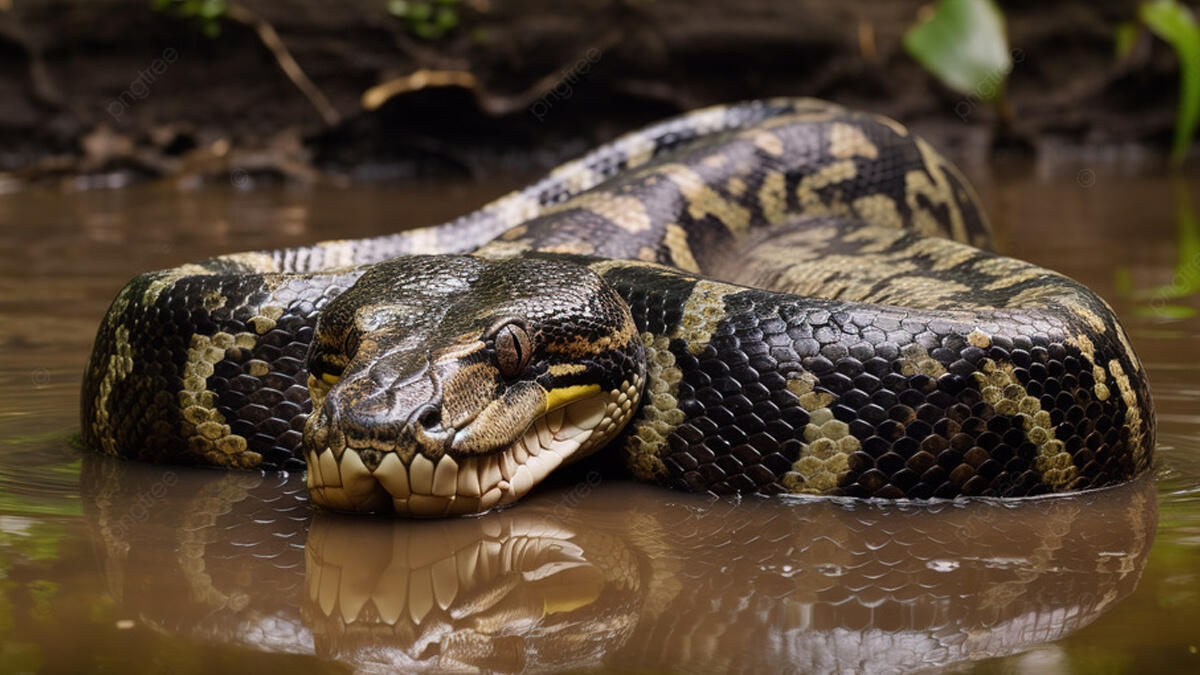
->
[0, 0, 1181, 181]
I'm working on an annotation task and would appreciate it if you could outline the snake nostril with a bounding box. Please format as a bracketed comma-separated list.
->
[412, 404, 441, 430]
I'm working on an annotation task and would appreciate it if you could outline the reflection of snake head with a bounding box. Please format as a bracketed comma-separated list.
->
[303, 255, 647, 516]
[303, 508, 639, 673]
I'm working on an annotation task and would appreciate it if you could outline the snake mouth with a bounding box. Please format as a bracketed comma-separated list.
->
[307, 392, 624, 516]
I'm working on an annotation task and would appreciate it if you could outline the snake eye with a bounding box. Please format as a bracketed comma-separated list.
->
[493, 321, 532, 377]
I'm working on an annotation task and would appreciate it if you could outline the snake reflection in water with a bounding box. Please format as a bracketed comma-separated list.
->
[82, 455, 1157, 672]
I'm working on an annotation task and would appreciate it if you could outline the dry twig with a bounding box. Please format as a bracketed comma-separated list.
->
[226, 2, 341, 126]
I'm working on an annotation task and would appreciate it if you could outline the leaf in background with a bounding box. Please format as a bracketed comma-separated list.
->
[1140, 0, 1200, 167]
[903, 0, 1011, 101]
[1126, 179, 1200, 318]
[1135, 304, 1198, 319]
[1115, 20, 1142, 60]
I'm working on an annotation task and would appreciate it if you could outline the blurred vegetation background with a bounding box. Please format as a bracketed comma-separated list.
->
[0, 0, 1198, 185]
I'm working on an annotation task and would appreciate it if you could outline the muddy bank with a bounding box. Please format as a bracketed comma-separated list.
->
[0, 0, 1179, 184]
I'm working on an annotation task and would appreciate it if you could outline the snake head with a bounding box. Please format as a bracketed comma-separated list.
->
[303, 255, 646, 516]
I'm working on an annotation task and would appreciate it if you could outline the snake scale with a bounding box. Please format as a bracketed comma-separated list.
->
[82, 99, 1156, 516]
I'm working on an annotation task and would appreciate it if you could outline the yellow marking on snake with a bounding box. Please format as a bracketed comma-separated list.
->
[749, 130, 784, 156]
[870, 113, 909, 137]
[851, 193, 903, 230]
[784, 371, 854, 493]
[1108, 359, 1148, 466]
[1074, 305, 1108, 333]
[905, 138, 972, 240]
[141, 264, 211, 306]
[543, 192, 654, 233]
[657, 163, 752, 235]
[623, 132, 658, 168]
[844, 223, 909, 251]
[247, 305, 284, 335]
[543, 241, 597, 256]
[179, 331, 260, 468]
[979, 267, 1042, 292]
[672, 280, 736, 355]
[829, 121, 879, 159]
[662, 223, 700, 273]
[967, 330, 992, 349]
[785, 371, 836, 412]
[311, 240, 363, 269]
[623, 334, 680, 481]
[218, 251, 279, 273]
[898, 343, 948, 377]
[795, 159, 858, 217]
[905, 237, 981, 271]
[758, 171, 789, 225]
[93, 325, 133, 456]
[549, 159, 602, 194]
[1068, 334, 1113, 402]
[547, 363, 588, 378]
[476, 238, 533, 259]
[493, 192, 543, 229]
[544, 384, 602, 413]
[975, 359, 1075, 490]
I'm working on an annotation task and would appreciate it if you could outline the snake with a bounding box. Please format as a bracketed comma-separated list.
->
[81, 98, 1156, 516]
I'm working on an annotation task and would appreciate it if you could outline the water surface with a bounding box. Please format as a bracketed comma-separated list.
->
[1, 168, 1198, 673]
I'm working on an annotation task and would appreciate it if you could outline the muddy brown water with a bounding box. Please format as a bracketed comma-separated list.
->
[1, 167, 1198, 674]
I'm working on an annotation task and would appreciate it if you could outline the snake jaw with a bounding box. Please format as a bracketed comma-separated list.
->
[307, 382, 640, 516]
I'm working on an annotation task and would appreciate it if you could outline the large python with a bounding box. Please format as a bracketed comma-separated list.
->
[82, 98, 1156, 516]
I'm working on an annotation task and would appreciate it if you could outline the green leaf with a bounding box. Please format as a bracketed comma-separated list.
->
[1122, 179, 1200, 318]
[1114, 266, 1134, 295]
[198, 0, 225, 19]
[387, 0, 410, 18]
[412, 21, 439, 40]
[1115, 21, 1142, 60]
[435, 6, 458, 31]
[1133, 179, 1200, 301]
[903, 0, 1012, 101]
[1135, 303, 1197, 319]
[408, 1, 431, 22]
[1140, 0, 1200, 166]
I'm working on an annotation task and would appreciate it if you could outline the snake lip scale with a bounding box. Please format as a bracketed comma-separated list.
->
[82, 98, 1155, 516]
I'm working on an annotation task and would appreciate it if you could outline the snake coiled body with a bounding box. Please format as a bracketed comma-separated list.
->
[82, 99, 1155, 515]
